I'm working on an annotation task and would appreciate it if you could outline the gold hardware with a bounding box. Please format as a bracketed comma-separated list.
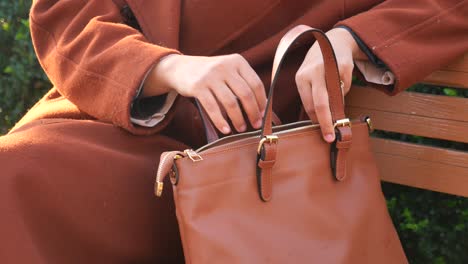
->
[365, 117, 374, 132]
[184, 149, 203, 162]
[334, 118, 351, 128]
[340, 80, 345, 90]
[155, 181, 164, 197]
[155, 152, 183, 198]
[257, 135, 279, 154]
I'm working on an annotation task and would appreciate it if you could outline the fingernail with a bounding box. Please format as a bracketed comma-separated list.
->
[324, 133, 335, 142]
[239, 124, 247, 132]
[222, 126, 231, 134]
[254, 119, 262, 129]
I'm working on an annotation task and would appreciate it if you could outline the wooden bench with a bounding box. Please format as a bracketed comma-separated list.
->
[346, 53, 468, 197]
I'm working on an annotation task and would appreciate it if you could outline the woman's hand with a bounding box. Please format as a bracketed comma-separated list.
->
[295, 27, 367, 142]
[143, 54, 266, 134]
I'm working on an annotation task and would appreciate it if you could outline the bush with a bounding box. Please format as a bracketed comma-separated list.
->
[384, 183, 468, 263]
[0, 0, 50, 134]
[0, 1, 467, 262]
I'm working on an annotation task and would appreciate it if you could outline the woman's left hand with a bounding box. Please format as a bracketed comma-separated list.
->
[295, 27, 367, 143]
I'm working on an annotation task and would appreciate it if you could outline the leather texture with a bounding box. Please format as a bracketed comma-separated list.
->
[156, 25, 407, 263]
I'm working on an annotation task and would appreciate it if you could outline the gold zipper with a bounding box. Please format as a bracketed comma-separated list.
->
[155, 152, 184, 197]
[183, 119, 362, 162]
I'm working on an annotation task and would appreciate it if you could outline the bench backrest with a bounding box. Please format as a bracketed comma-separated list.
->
[346, 53, 468, 197]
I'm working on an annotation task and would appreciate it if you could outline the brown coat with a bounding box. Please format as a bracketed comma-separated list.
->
[1, 0, 467, 262]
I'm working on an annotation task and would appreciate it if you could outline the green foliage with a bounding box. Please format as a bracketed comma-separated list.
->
[0, 0, 50, 134]
[407, 83, 468, 98]
[0, 1, 467, 262]
[384, 183, 468, 263]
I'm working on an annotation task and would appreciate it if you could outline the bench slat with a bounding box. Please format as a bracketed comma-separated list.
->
[375, 153, 468, 197]
[347, 106, 468, 143]
[424, 71, 468, 89]
[441, 53, 468, 71]
[423, 53, 468, 89]
[346, 87, 468, 122]
[346, 53, 468, 196]
[372, 139, 468, 197]
[371, 138, 468, 169]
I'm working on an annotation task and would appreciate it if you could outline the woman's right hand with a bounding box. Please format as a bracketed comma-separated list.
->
[143, 54, 267, 134]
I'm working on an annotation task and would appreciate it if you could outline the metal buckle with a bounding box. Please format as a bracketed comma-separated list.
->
[333, 118, 351, 128]
[257, 135, 279, 154]
[364, 117, 374, 132]
[155, 182, 164, 197]
[184, 149, 203, 162]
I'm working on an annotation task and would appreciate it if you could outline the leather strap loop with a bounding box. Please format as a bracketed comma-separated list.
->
[332, 126, 352, 181]
[257, 142, 278, 202]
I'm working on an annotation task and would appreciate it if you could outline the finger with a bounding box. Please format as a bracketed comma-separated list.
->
[237, 62, 267, 113]
[197, 91, 231, 134]
[299, 82, 318, 124]
[209, 82, 247, 132]
[338, 60, 354, 95]
[226, 74, 263, 129]
[311, 68, 335, 143]
[296, 69, 318, 124]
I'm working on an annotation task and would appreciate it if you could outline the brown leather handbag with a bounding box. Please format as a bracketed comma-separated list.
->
[155, 25, 408, 263]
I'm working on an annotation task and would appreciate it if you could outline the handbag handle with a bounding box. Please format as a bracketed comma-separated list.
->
[261, 25, 347, 137]
[256, 25, 352, 202]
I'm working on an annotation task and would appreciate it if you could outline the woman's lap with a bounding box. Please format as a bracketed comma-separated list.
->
[0, 119, 185, 263]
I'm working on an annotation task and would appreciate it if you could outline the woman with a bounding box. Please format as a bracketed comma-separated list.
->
[0, 0, 466, 263]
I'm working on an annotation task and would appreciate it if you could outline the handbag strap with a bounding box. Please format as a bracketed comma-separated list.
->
[261, 25, 347, 136]
[257, 25, 352, 202]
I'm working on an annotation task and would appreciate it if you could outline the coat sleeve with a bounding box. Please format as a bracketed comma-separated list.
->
[337, 0, 468, 95]
[30, 0, 181, 133]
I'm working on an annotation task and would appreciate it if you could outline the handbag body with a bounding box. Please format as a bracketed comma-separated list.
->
[156, 25, 408, 264]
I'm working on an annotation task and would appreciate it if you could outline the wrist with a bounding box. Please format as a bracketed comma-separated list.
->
[331, 27, 367, 61]
[142, 53, 181, 97]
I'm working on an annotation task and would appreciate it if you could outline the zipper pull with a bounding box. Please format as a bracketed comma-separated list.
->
[184, 149, 203, 162]
[155, 151, 184, 197]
